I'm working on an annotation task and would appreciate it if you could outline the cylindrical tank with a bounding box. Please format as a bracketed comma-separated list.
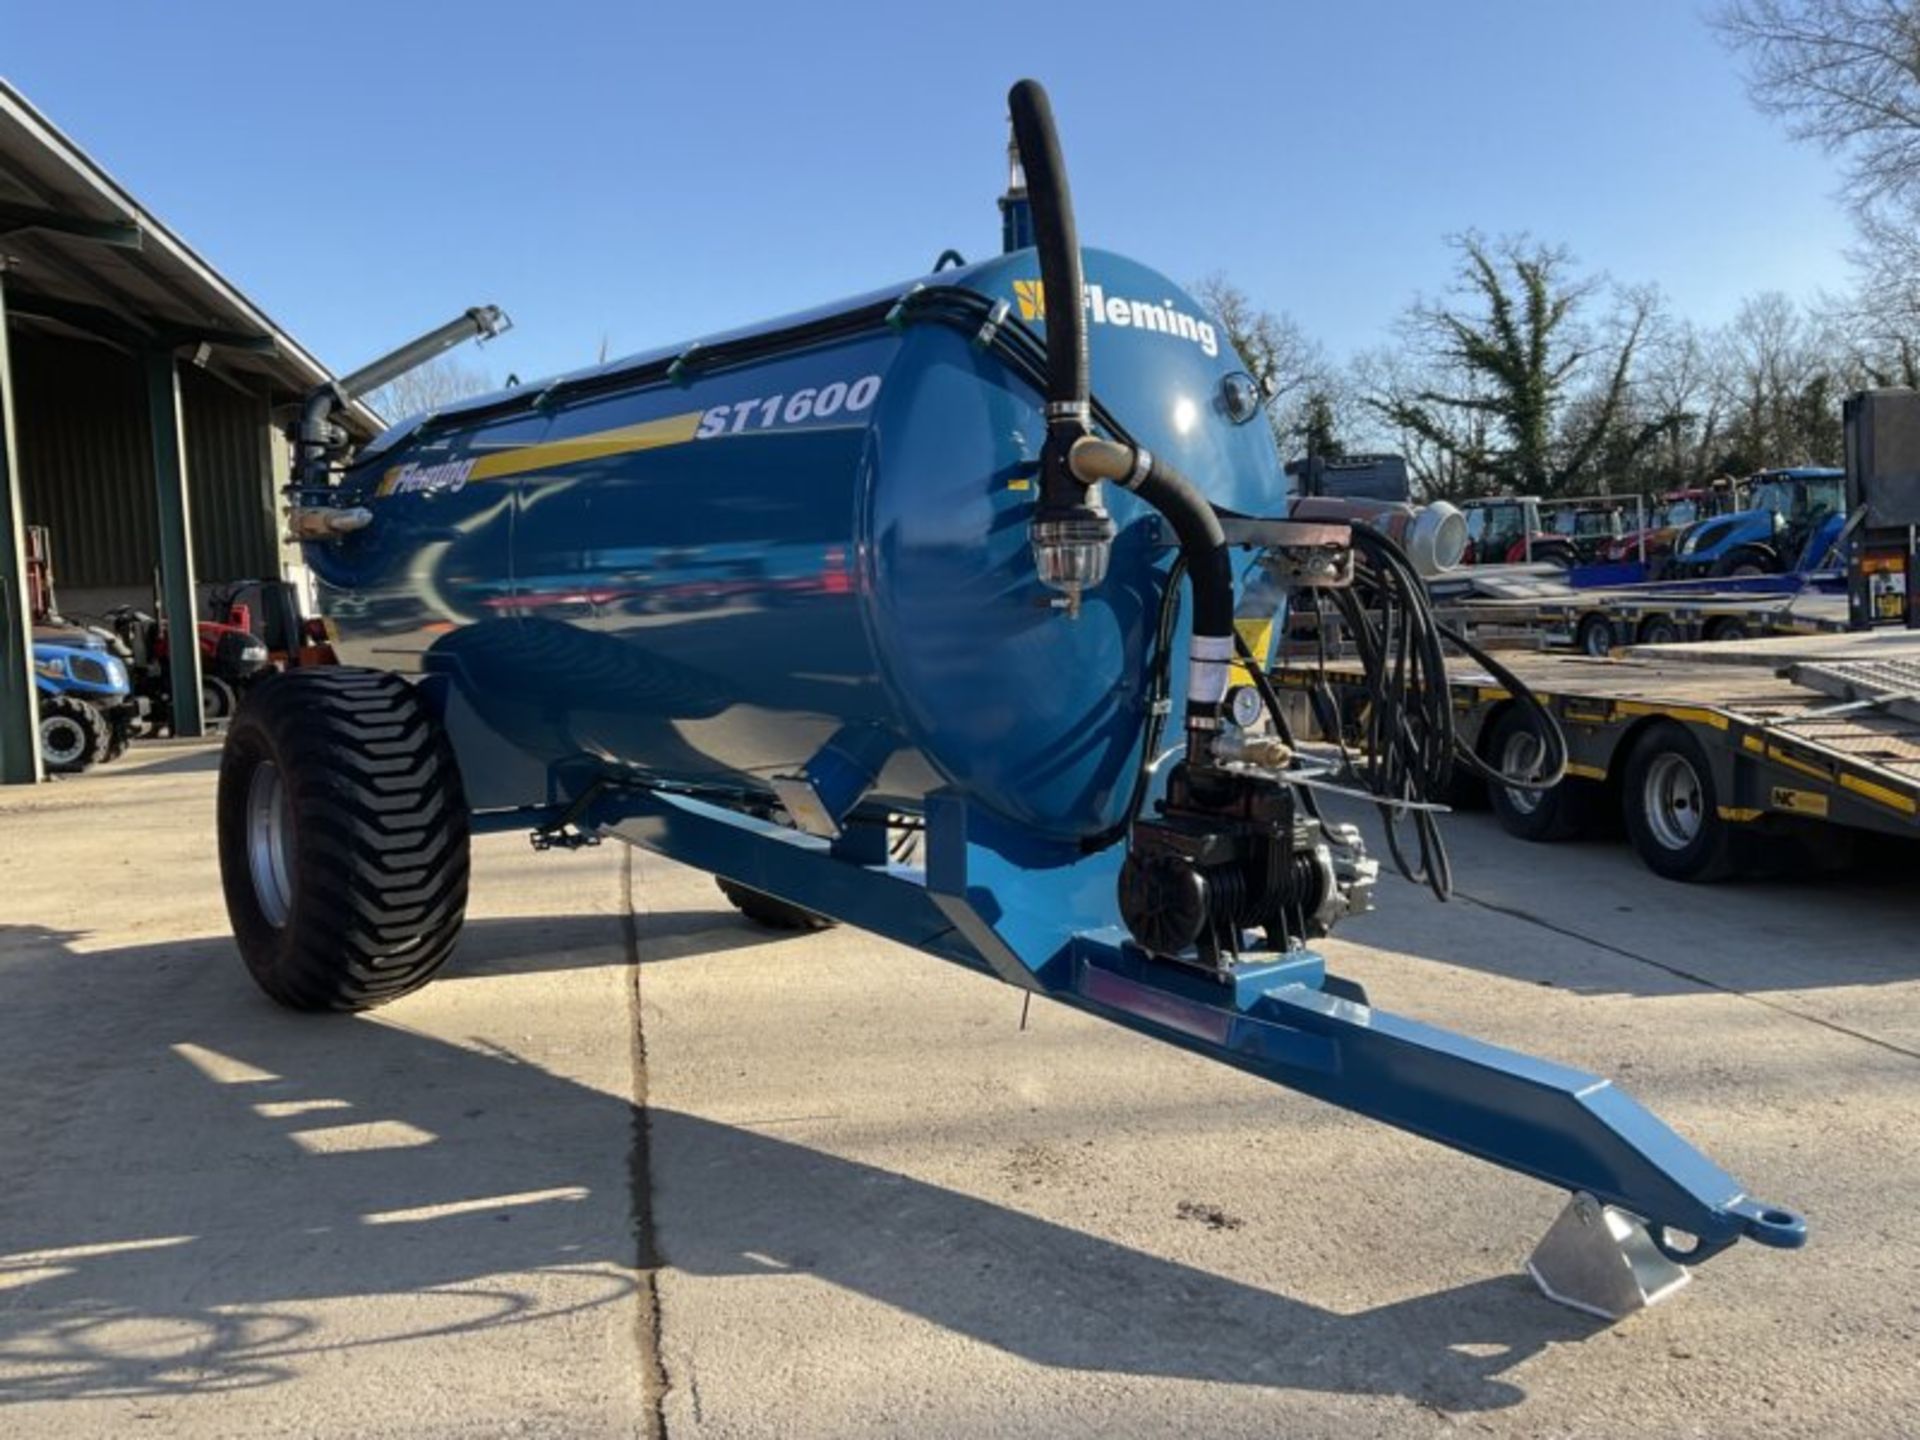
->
[310, 249, 1286, 840]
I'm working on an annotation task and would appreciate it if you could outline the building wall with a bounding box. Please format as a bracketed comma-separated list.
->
[11, 330, 282, 608]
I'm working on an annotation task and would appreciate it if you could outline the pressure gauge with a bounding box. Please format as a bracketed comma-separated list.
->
[1226, 684, 1264, 729]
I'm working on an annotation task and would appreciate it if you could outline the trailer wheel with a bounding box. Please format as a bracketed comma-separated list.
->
[38, 695, 104, 774]
[1707, 617, 1752, 642]
[1487, 706, 1592, 841]
[1636, 615, 1681, 646]
[716, 877, 835, 932]
[218, 668, 470, 1011]
[1576, 615, 1614, 657]
[1621, 722, 1733, 882]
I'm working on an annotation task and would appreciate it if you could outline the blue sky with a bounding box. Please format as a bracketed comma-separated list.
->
[7, 2, 1856, 388]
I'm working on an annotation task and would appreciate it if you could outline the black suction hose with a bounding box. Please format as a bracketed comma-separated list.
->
[1070, 436, 1235, 756]
[1007, 80, 1089, 443]
[1007, 76, 1115, 605]
[1008, 80, 1232, 766]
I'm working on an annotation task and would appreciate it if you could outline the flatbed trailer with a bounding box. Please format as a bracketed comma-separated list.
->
[1273, 631, 1920, 881]
[1438, 587, 1849, 657]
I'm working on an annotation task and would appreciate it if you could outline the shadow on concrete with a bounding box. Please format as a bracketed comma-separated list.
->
[452, 908, 779, 978]
[0, 919, 1596, 1413]
[73, 744, 225, 780]
[1333, 806, 1920, 998]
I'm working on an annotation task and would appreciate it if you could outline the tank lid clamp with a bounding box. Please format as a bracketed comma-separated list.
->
[666, 343, 706, 387]
[884, 284, 926, 333]
[972, 298, 1012, 350]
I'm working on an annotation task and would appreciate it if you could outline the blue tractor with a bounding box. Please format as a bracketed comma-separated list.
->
[32, 634, 137, 773]
[1668, 467, 1846, 579]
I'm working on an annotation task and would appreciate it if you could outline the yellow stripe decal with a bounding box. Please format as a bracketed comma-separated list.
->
[1765, 745, 1829, 783]
[1564, 761, 1607, 781]
[1613, 700, 1730, 731]
[1839, 771, 1919, 814]
[381, 410, 705, 494]
[1716, 806, 1763, 822]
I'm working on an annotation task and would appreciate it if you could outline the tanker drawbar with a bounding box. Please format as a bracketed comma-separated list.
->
[224, 79, 1804, 1320]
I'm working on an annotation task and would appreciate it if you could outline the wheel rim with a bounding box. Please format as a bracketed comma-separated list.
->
[1500, 730, 1545, 814]
[41, 716, 86, 766]
[1582, 623, 1610, 657]
[1643, 752, 1704, 851]
[247, 761, 295, 927]
[204, 682, 231, 720]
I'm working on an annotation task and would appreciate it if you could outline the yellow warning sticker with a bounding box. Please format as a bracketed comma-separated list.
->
[1229, 618, 1275, 686]
[1769, 786, 1829, 818]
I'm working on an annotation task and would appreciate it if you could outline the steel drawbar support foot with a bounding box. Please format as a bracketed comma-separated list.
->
[1527, 1192, 1692, 1321]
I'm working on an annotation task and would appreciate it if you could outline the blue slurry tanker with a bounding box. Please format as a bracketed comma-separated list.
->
[219, 81, 1802, 1315]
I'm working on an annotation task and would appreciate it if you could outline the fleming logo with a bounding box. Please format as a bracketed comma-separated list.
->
[1009, 278, 1219, 357]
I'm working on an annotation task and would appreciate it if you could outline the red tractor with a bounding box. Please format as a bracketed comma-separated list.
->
[1459, 497, 1577, 568]
[98, 605, 270, 728]
[1598, 483, 1741, 576]
[31, 524, 329, 736]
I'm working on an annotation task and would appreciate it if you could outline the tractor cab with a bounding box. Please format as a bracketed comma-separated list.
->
[1670, 468, 1844, 579]
[1460, 496, 1574, 567]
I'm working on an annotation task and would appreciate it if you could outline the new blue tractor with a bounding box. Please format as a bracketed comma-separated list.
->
[213, 81, 1804, 1316]
[32, 634, 136, 773]
[1668, 467, 1846, 579]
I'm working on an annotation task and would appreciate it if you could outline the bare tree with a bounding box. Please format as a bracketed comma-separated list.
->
[1192, 274, 1324, 400]
[1189, 274, 1352, 457]
[1353, 347, 1497, 501]
[366, 355, 496, 425]
[1628, 317, 1728, 488]
[1715, 0, 1920, 213]
[1707, 291, 1846, 469]
[1716, 3, 1920, 388]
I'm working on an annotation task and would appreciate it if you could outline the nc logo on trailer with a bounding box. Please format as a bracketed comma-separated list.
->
[1011, 279, 1219, 358]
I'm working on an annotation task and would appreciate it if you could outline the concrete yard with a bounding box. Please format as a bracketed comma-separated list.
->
[1, 744, 1916, 1438]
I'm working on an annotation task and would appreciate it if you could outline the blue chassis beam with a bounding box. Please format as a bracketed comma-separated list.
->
[572, 784, 1805, 1265]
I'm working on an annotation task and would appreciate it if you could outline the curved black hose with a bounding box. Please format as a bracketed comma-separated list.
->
[1081, 554, 1187, 853]
[1066, 437, 1234, 755]
[1296, 520, 1566, 900]
[1007, 80, 1087, 424]
[1130, 456, 1232, 642]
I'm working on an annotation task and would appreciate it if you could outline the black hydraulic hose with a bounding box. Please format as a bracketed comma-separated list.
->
[1069, 437, 1234, 755]
[1007, 80, 1088, 430]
